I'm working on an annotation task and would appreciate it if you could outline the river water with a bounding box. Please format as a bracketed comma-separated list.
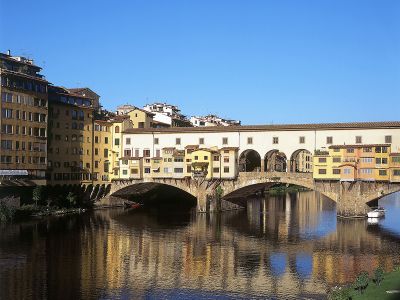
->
[1, 191, 400, 300]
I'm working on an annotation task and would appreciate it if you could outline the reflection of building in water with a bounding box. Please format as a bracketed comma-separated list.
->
[2, 194, 400, 299]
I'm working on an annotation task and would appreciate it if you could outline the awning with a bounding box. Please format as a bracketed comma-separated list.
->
[152, 167, 160, 171]
[0, 170, 29, 176]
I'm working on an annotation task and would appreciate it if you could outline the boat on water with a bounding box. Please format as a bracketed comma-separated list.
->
[123, 201, 142, 209]
[367, 207, 385, 218]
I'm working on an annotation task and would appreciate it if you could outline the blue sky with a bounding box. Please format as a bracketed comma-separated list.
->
[1, 0, 399, 124]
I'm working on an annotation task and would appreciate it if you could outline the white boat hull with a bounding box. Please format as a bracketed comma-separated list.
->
[367, 210, 385, 218]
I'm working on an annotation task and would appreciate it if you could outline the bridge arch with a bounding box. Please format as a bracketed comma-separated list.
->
[289, 149, 313, 173]
[264, 150, 288, 172]
[109, 179, 198, 202]
[239, 149, 261, 172]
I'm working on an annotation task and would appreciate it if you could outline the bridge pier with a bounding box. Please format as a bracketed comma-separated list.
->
[336, 182, 370, 217]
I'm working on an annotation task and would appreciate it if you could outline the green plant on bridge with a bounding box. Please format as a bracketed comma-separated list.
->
[215, 186, 224, 200]
[354, 271, 369, 294]
[66, 192, 77, 208]
[0, 201, 16, 222]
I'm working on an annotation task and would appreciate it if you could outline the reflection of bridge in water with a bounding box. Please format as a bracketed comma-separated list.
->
[1, 192, 400, 299]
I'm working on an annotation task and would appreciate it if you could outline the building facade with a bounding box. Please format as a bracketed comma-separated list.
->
[143, 102, 192, 127]
[0, 51, 48, 184]
[47, 86, 94, 184]
[190, 115, 241, 127]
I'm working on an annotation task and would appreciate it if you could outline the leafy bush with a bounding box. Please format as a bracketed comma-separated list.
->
[0, 201, 16, 222]
[374, 266, 384, 286]
[354, 271, 369, 294]
[66, 192, 77, 208]
[328, 286, 351, 300]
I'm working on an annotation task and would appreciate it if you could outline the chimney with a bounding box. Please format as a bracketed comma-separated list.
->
[7, 50, 10, 56]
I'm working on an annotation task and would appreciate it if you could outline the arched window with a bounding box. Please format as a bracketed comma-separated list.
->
[115, 126, 120, 133]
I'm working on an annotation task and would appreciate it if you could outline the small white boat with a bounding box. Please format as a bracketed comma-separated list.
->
[367, 207, 385, 218]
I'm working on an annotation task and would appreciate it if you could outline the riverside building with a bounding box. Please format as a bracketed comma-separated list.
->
[47, 86, 95, 184]
[0, 51, 48, 184]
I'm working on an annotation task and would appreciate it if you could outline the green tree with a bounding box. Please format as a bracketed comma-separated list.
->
[66, 192, 77, 208]
[374, 266, 384, 286]
[32, 186, 44, 207]
[215, 186, 224, 200]
[354, 271, 369, 294]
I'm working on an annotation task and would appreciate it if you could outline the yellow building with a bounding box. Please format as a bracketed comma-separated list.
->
[127, 107, 156, 128]
[47, 86, 94, 184]
[109, 115, 132, 179]
[191, 148, 219, 180]
[313, 144, 392, 182]
[389, 153, 400, 182]
[0, 51, 48, 184]
[93, 120, 113, 183]
[312, 149, 341, 180]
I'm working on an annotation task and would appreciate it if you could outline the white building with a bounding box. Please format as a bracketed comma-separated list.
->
[190, 115, 241, 127]
[116, 104, 136, 115]
[121, 121, 400, 175]
[143, 102, 191, 127]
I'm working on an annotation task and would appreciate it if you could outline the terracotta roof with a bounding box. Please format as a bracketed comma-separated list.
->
[220, 147, 239, 151]
[2, 69, 49, 83]
[151, 157, 162, 160]
[67, 87, 100, 98]
[119, 156, 142, 160]
[123, 121, 400, 134]
[162, 147, 176, 150]
[329, 144, 391, 149]
[184, 145, 199, 149]
[389, 153, 400, 156]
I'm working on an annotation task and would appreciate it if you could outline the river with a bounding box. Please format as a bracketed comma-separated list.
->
[1, 191, 400, 299]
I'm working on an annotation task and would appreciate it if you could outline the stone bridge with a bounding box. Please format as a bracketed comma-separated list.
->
[107, 172, 400, 217]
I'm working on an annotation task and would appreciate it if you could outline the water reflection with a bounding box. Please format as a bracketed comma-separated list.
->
[1, 191, 400, 299]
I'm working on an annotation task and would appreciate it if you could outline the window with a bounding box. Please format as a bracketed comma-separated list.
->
[213, 167, 220, 173]
[385, 135, 392, 143]
[122, 170, 128, 175]
[318, 157, 327, 163]
[105, 137, 109, 144]
[318, 169, 327, 174]
[222, 137, 228, 145]
[1, 124, 13, 134]
[176, 138, 181, 145]
[382, 158, 388, 164]
[115, 138, 120, 146]
[131, 169, 138, 174]
[392, 157, 400, 163]
[382, 147, 388, 153]
[174, 168, 184, 173]
[379, 170, 387, 176]
[126, 138, 131, 145]
[115, 126, 120, 133]
[144, 167, 151, 174]
[204, 156, 208, 160]
[95, 136, 99, 143]
[95, 148, 99, 155]
[273, 137, 279, 144]
[299, 136, 305, 144]
[332, 157, 341, 163]
[154, 138, 159, 145]
[344, 168, 351, 175]
[376, 158, 381, 164]
[363, 147, 372, 152]
[393, 170, 400, 176]
[347, 148, 354, 153]
[213, 155, 219, 161]
[143, 149, 150, 157]
[224, 166, 230, 173]
[247, 137, 253, 144]
[199, 138, 204, 145]
[224, 156, 229, 163]
[104, 149, 108, 158]
[194, 156, 198, 160]
[326, 136, 333, 144]
[163, 167, 170, 173]
[333, 169, 341, 174]
[186, 166, 191, 173]
[355, 136, 362, 144]
[1, 108, 12, 118]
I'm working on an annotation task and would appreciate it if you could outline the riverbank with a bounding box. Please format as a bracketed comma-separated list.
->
[329, 268, 400, 300]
